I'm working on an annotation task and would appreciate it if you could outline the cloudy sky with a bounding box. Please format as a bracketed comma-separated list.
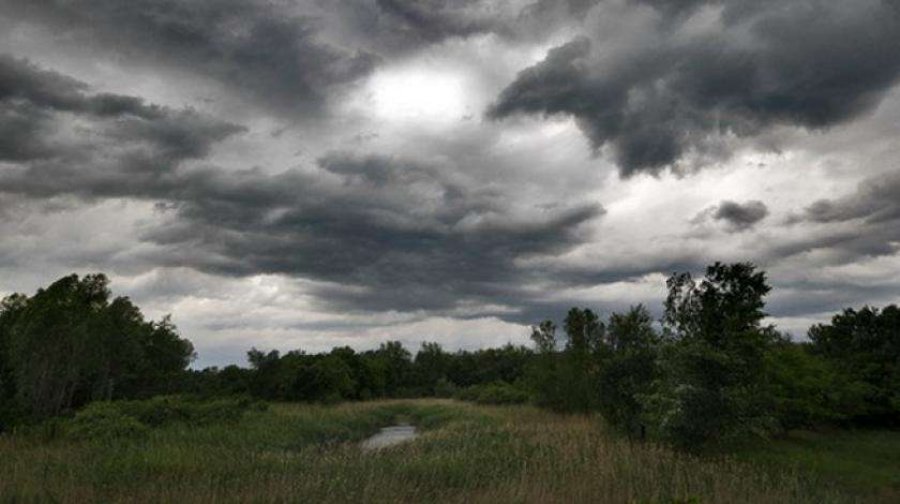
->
[1, 0, 899, 366]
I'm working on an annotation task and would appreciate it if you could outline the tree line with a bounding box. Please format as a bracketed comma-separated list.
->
[1, 265, 898, 449]
[0, 274, 194, 429]
[529, 263, 899, 448]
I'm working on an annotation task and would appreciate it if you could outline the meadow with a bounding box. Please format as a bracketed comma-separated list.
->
[2, 399, 896, 503]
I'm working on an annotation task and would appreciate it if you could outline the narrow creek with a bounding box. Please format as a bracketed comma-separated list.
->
[361, 424, 418, 450]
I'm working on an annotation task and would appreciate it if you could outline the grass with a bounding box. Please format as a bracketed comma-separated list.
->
[0, 399, 894, 503]
[738, 429, 900, 503]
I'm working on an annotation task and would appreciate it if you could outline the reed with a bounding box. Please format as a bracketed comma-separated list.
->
[0, 399, 881, 503]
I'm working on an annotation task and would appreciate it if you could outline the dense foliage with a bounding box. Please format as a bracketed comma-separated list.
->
[182, 341, 533, 405]
[809, 305, 900, 425]
[2, 265, 898, 450]
[0, 274, 195, 429]
[526, 262, 900, 448]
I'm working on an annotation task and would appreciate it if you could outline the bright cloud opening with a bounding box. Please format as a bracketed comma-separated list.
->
[368, 67, 468, 124]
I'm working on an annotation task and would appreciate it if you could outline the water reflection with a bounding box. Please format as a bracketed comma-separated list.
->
[361, 424, 418, 450]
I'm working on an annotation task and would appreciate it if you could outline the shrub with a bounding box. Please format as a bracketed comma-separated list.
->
[456, 382, 529, 405]
[115, 395, 263, 427]
[67, 403, 149, 440]
[434, 377, 458, 398]
[62, 395, 265, 440]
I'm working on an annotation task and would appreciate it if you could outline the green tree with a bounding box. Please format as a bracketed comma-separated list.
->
[247, 348, 283, 399]
[414, 342, 449, 395]
[0, 294, 28, 428]
[0, 274, 194, 420]
[561, 308, 604, 412]
[809, 305, 900, 424]
[375, 341, 412, 397]
[598, 305, 659, 437]
[646, 262, 778, 448]
[765, 340, 867, 429]
[528, 320, 561, 409]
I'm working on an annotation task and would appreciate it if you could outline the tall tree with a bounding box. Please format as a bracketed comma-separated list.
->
[599, 305, 659, 437]
[647, 262, 778, 448]
[414, 342, 449, 395]
[528, 320, 561, 409]
[0, 274, 195, 419]
[561, 308, 605, 412]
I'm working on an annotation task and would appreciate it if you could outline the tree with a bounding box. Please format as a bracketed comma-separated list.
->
[528, 320, 561, 409]
[809, 305, 900, 424]
[7, 274, 111, 417]
[560, 308, 605, 412]
[247, 348, 283, 399]
[0, 274, 195, 420]
[765, 340, 867, 430]
[0, 294, 28, 428]
[646, 262, 778, 448]
[375, 341, 412, 396]
[414, 342, 449, 395]
[598, 305, 659, 437]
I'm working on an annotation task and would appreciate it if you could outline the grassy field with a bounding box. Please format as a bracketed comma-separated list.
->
[738, 428, 900, 503]
[0, 399, 895, 503]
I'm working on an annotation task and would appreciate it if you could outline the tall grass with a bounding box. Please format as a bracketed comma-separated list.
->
[0, 399, 871, 503]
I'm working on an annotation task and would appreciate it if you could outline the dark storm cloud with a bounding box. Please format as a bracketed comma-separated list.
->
[803, 171, 900, 225]
[776, 171, 900, 261]
[766, 278, 900, 321]
[632, 0, 708, 16]
[0, 54, 220, 162]
[324, 0, 502, 54]
[138, 153, 604, 314]
[517, 0, 601, 27]
[0, 56, 604, 316]
[706, 200, 769, 232]
[4, 0, 378, 116]
[488, 0, 900, 176]
[0, 55, 243, 197]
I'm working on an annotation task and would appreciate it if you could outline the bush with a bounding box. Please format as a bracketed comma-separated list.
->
[0, 397, 26, 433]
[456, 382, 530, 405]
[67, 403, 149, 440]
[765, 343, 868, 430]
[434, 377, 458, 398]
[116, 395, 264, 427]
[62, 395, 265, 440]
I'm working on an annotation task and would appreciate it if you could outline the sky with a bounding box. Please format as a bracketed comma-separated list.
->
[1, 0, 899, 367]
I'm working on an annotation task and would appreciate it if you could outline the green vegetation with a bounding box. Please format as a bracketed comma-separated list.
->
[739, 429, 900, 503]
[4, 398, 892, 503]
[2, 264, 899, 501]
[526, 263, 899, 449]
[455, 381, 530, 405]
[0, 274, 195, 428]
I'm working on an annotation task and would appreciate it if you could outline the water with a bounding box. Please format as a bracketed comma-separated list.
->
[361, 424, 418, 450]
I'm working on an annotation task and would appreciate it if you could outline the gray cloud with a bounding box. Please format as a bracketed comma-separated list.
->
[0, 55, 244, 202]
[632, 0, 708, 16]
[0, 56, 604, 317]
[323, 0, 503, 54]
[2, 0, 899, 356]
[4, 0, 378, 116]
[708, 200, 769, 232]
[488, 0, 900, 176]
[775, 170, 900, 261]
[139, 154, 604, 315]
[804, 172, 900, 225]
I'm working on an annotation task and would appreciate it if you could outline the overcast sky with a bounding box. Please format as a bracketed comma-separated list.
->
[1, 0, 899, 366]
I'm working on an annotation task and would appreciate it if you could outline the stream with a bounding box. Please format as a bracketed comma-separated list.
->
[361, 424, 418, 450]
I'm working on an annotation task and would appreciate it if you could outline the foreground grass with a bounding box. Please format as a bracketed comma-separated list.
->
[0, 399, 886, 503]
[739, 429, 900, 503]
